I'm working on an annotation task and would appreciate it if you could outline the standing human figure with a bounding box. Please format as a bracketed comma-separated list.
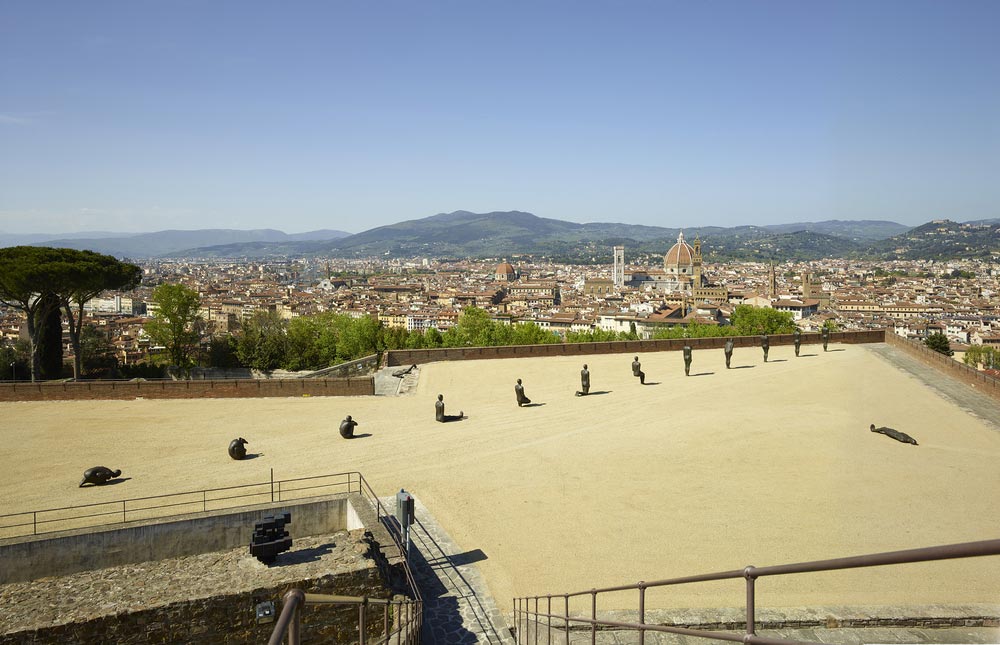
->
[724, 338, 734, 369]
[435, 394, 463, 422]
[514, 378, 531, 406]
[683, 346, 692, 376]
[793, 329, 801, 357]
[576, 364, 590, 396]
[822, 326, 830, 352]
[339, 415, 359, 438]
[631, 356, 645, 384]
[761, 334, 770, 362]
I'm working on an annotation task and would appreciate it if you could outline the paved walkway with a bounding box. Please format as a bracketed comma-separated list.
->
[867, 343, 1000, 433]
[381, 496, 514, 644]
[534, 626, 1000, 644]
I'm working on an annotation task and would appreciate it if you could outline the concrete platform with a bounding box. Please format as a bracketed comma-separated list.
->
[2, 343, 999, 616]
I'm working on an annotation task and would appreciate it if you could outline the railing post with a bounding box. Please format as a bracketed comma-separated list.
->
[534, 596, 539, 645]
[270, 468, 274, 502]
[744, 566, 757, 636]
[122, 500, 126, 524]
[202, 489, 207, 512]
[547, 596, 552, 644]
[564, 595, 570, 644]
[383, 601, 390, 641]
[638, 582, 646, 645]
[359, 596, 367, 645]
[33, 511, 36, 535]
[590, 590, 596, 645]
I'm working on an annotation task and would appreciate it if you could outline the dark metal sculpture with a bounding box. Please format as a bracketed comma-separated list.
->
[392, 364, 417, 378]
[435, 394, 463, 422]
[761, 334, 770, 362]
[683, 346, 692, 376]
[793, 329, 801, 357]
[576, 364, 590, 396]
[631, 357, 645, 384]
[724, 338, 734, 369]
[339, 415, 359, 438]
[228, 437, 248, 460]
[514, 379, 531, 406]
[79, 466, 121, 487]
[250, 512, 292, 564]
[870, 424, 918, 445]
[822, 327, 830, 352]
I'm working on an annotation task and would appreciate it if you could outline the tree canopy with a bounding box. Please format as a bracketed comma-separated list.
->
[0, 246, 141, 381]
[145, 283, 203, 372]
[924, 332, 953, 356]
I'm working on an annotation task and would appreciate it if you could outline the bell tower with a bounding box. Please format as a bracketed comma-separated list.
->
[692, 237, 703, 286]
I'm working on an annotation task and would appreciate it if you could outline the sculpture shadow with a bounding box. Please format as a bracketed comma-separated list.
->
[100, 477, 131, 486]
[430, 548, 488, 568]
[799, 353, 818, 358]
[642, 382, 661, 386]
[521, 402, 546, 408]
[731, 365, 755, 370]
[348, 433, 373, 439]
[828, 348, 846, 352]
[768, 359, 788, 363]
[273, 541, 334, 566]
[691, 372, 715, 377]
[586, 390, 612, 396]
[243, 453, 262, 460]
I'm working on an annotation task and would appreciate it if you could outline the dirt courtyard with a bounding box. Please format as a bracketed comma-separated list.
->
[2, 343, 999, 612]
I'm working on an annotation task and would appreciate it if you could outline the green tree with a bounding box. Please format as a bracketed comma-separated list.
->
[206, 335, 241, 369]
[57, 250, 141, 379]
[924, 332, 953, 356]
[79, 324, 116, 377]
[38, 293, 64, 379]
[236, 311, 288, 370]
[730, 305, 796, 335]
[963, 345, 998, 369]
[145, 283, 203, 374]
[822, 318, 839, 332]
[0, 246, 140, 381]
[424, 327, 444, 347]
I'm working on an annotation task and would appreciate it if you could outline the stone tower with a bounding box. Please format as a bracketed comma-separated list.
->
[613, 246, 625, 289]
[692, 237, 703, 286]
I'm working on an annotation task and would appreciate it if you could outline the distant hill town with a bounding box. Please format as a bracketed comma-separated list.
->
[2, 211, 998, 261]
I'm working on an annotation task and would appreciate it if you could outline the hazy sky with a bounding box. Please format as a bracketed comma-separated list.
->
[2, 1, 999, 235]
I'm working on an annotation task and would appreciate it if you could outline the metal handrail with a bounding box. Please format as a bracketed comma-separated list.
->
[0, 470, 361, 538]
[514, 538, 1000, 645]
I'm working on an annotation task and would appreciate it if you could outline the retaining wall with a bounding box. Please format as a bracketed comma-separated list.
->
[885, 332, 1000, 401]
[0, 493, 366, 584]
[0, 376, 373, 402]
[384, 330, 887, 366]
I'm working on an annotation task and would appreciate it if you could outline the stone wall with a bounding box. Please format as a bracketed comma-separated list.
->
[0, 494, 364, 584]
[885, 332, 1000, 401]
[384, 330, 887, 366]
[0, 376, 374, 402]
[0, 547, 393, 645]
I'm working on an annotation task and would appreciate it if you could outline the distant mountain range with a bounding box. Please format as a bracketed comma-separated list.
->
[2, 211, 997, 260]
[0, 228, 350, 258]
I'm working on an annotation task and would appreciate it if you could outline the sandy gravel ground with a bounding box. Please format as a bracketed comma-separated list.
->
[2, 344, 999, 612]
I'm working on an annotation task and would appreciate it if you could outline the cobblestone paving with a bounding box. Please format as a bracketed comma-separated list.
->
[383, 496, 514, 644]
[374, 366, 421, 396]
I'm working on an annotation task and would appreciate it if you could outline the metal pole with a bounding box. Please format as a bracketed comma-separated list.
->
[745, 566, 756, 636]
[590, 589, 597, 645]
[270, 468, 274, 502]
[33, 511, 36, 535]
[534, 597, 539, 645]
[547, 596, 552, 644]
[288, 601, 301, 645]
[639, 582, 646, 645]
[202, 490, 207, 512]
[122, 500, 126, 524]
[359, 597, 367, 645]
[564, 595, 570, 644]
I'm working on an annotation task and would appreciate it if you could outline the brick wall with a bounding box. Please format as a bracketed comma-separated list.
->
[0, 377, 374, 402]
[384, 330, 887, 366]
[885, 332, 1000, 400]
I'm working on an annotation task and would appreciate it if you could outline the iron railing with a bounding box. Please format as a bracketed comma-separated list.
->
[514, 538, 1000, 645]
[268, 476, 424, 644]
[0, 470, 364, 538]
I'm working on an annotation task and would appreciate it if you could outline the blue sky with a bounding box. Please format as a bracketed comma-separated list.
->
[1, 1, 998, 234]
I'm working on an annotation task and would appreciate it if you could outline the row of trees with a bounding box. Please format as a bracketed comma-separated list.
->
[0, 247, 142, 381]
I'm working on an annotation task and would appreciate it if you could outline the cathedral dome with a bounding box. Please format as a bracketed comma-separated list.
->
[495, 262, 517, 281]
[664, 232, 694, 267]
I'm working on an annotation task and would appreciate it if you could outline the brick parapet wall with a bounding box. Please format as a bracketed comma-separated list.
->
[385, 330, 886, 366]
[885, 332, 1000, 400]
[0, 376, 373, 402]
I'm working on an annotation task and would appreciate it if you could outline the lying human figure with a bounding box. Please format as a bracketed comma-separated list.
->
[870, 423, 918, 445]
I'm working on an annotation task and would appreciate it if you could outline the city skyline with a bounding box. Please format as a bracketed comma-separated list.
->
[2, 1, 999, 234]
